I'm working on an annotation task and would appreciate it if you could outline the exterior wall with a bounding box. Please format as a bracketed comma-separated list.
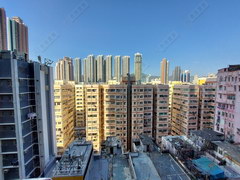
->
[134, 53, 142, 84]
[153, 85, 169, 145]
[131, 85, 152, 140]
[169, 81, 183, 133]
[199, 85, 216, 130]
[0, 8, 7, 50]
[102, 85, 128, 150]
[0, 52, 56, 180]
[160, 58, 169, 84]
[55, 57, 74, 81]
[85, 85, 102, 153]
[114, 56, 121, 82]
[73, 58, 82, 83]
[7, 17, 29, 58]
[75, 84, 85, 138]
[215, 67, 240, 143]
[105, 55, 112, 82]
[34, 63, 56, 173]
[96, 55, 104, 82]
[122, 56, 130, 78]
[54, 80, 75, 155]
[171, 85, 199, 136]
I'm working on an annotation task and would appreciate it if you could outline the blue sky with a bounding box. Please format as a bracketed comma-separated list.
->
[2, 0, 240, 76]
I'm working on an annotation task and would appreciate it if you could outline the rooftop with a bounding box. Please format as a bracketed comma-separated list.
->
[190, 129, 224, 142]
[192, 157, 224, 178]
[46, 140, 93, 178]
[218, 64, 240, 72]
[131, 153, 160, 180]
[212, 141, 240, 164]
[164, 136, 193, 150]
[150, 152, 190, 180]
[112, 154, 132, 180]
[139, 134, 155, 146]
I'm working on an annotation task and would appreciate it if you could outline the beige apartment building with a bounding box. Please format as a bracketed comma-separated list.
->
[54, 81, 171, 153]
[54, 80, 75, 155]
[153, 84, 169, 145]
[83, 83, 170, 152]
[199, 85, 216, 130]
[75, 84, 86, 137]
[168, 81, 183, 133]
[102, 84, 128, 149]
[171, 84, 216, 136]
[171, 85, 199, 136]
[84, 84, 103, 153]
[132, 85, 154, 140]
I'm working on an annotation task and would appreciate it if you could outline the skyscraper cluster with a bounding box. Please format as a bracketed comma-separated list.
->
[55, 57, 74, 81]
[0, 8, 29, 58]
[160, 58, 192, 84]
[172, 66, 191, 83]
[55, 53, 142, 84]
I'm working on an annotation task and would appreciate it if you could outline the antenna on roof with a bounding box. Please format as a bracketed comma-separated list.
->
[37, 56, 42, 63]
[44, 58, 53, 66]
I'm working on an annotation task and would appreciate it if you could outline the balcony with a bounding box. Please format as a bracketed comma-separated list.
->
[25, 158, 35, 176]
[24, 147, 34, 163]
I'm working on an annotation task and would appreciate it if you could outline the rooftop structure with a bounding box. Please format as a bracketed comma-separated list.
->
[131, 153, 160, 180]
[46, 140, 93, 179]
[190, 129, 224, 142]
[192, 157, 224, 180]
[212, 141, 240, 168]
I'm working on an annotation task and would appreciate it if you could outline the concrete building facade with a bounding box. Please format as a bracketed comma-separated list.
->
[54, 80, 75, 155]
[55, 57, 74, 81]
[96, 55, 105, 82]
[105, 55, 112, 82]
[122, 56, 130, 78]
[73, 57, 82, 83]
[114, 56, 121, 82]
[214, 65, 240, 143]
[7, 17, 28, 58]
[171, 85, 199, 136]
[0, 51, 56, 180]
[0, 8, 7, 50]
[153, 84, 169, 145]
[75, 84, 85, 138]
[160, 58, 169, 84]
[199, 85, 216, 130]
[134, 53, 142, 84]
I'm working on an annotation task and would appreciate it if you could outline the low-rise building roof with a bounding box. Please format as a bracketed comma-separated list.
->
[190, 129, 224, 142]
[212, 141, 240, 164]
